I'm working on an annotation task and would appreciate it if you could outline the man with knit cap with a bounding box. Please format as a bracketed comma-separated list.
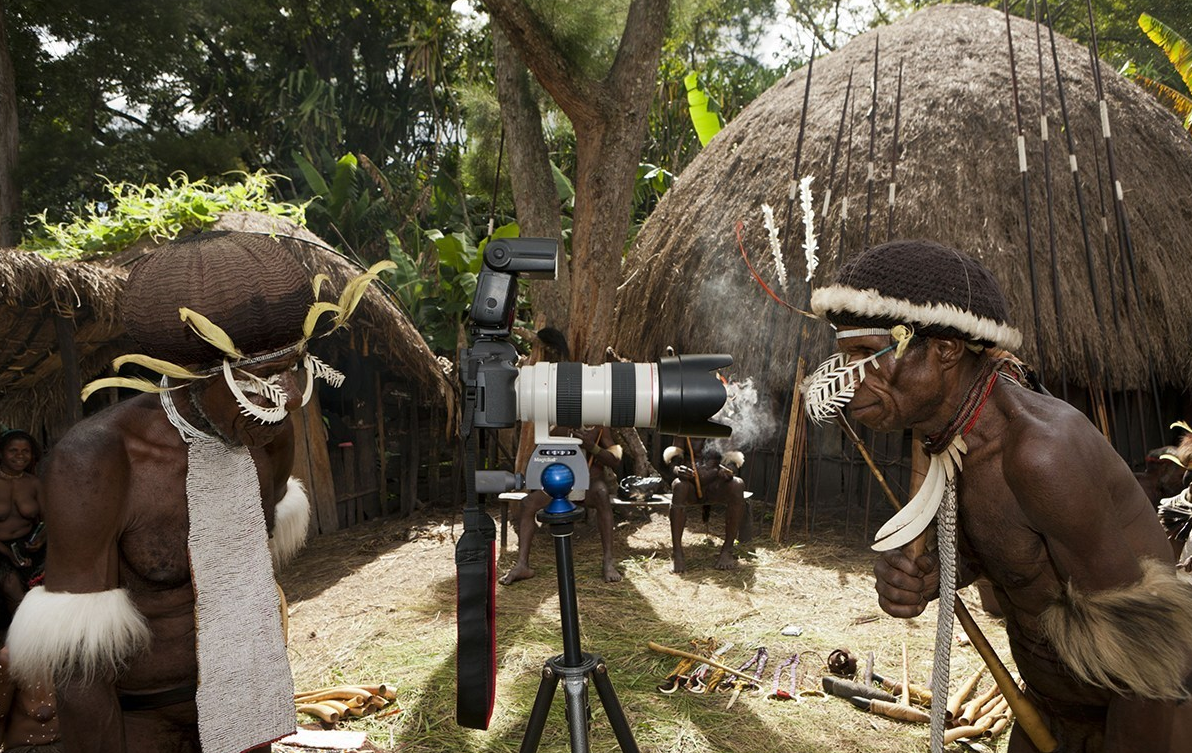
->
[806, 239, 1192, 752]
[6, 231, 378, 753]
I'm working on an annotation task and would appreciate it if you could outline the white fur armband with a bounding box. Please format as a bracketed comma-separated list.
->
[606, 444, 623, 462]
[7, 587, 151, 687]
[1039, 559, 1192, 702]
[723, 451, 745, 472]
[663, 446, 684, 465]
[269, 476, 310, 569]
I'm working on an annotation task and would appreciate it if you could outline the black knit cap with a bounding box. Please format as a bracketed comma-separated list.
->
[122, 231, 315, 367]
[809, 239, 1022, 350]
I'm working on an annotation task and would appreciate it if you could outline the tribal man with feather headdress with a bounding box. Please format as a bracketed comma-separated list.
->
[804, 239, 1192, 752]
[6, 231, 391, 753]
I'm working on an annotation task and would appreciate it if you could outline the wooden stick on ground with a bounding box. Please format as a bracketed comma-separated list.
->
[900, 642, 911, 706]
[647, 642, 759, 683]
[946, 665, 987, 718]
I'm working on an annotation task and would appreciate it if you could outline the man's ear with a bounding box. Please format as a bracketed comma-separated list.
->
[928, 337, 966, 371]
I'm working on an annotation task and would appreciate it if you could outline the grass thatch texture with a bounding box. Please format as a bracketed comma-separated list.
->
[615, 4, 1192, 395]
[281, 508, 1013, 752]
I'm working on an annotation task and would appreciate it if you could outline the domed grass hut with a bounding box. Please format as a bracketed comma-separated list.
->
[0, 212, 456, 535]
[613, 4, 1192, 538]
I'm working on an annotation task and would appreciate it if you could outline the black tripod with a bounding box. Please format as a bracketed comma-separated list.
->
[520, 465, 639, 753]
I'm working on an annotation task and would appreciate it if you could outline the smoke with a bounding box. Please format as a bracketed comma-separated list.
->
[709, 377, 779, 454]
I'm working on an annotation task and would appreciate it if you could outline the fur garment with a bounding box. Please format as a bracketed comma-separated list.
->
[1039, 558, 1192, 702]
[269, 476, 311, 569]
[663, 446, 684, 465]
[7, 587, 151, 686]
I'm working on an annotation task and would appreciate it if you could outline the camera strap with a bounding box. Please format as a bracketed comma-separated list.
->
[456, 399, 497, 729]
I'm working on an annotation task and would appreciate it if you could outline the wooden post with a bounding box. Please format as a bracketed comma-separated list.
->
[404, 400, 419, 515]
[376, 373, 389, 515]
[53, 313, 82, 426]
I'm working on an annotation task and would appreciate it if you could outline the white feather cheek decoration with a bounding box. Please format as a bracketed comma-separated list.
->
[802, 352, 883, 424]
[224, 360, 289, 424]
[298, 353, 347, 408]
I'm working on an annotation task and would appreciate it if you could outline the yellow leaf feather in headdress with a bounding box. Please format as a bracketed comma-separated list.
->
[302, 301, 343, 341]
[332, 260, 397, 329]
[80, 376, 177, 403]
[1171, 421, 1192, 433]
[179, 307, 244, 359]
[890, 324, 914, 359]
[311, 273, 332, 299]
[113, 354, 205, 381]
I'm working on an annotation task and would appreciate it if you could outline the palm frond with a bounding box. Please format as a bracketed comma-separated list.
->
[1139, 13, 1192, 94]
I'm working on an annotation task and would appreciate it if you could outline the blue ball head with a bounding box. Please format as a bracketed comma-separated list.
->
[542, 463, 577, 515]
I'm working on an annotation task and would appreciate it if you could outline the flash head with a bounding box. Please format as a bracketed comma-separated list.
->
[470, 238, 559, 337]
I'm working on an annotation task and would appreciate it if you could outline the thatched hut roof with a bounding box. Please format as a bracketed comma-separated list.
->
[0, 250, 129, 436]
[210, 213, 457, 424]
[615, 4, 1192, 398]
[0, 213, 455, 440]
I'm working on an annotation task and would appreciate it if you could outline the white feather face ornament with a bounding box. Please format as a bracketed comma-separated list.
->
[225, 352, 348, 425]
[801, 325, 915, 424]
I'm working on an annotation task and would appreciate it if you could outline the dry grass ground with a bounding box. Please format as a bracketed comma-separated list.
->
[279, 505, 1015, 753]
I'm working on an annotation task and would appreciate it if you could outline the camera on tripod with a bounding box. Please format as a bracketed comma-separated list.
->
[456, 237, 736, 746]
[460, 237, 734, 500]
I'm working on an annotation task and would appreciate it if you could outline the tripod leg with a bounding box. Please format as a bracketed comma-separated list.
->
[560, 672, 592, 753]
[520, 666, 561, 753]
[592, 661, 641, 753]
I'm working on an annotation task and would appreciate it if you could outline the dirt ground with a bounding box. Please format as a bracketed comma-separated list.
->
[277, 503, 1015, 753]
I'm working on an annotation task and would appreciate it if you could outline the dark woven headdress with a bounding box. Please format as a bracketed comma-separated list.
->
[810, 239, 1022, 350]
[122, 231, 315, 367]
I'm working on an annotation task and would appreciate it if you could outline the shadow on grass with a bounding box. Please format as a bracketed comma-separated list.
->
[358, 516, 862, 752]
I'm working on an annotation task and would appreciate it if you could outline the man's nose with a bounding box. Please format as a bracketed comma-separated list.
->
[277, 371, 305, 413]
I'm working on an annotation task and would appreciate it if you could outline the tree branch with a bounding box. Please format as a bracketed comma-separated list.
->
[481, 0, 599, 121]
[607, 0, 670, 95]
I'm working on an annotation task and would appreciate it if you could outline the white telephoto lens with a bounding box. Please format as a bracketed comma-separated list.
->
[515, 362, 658, 428]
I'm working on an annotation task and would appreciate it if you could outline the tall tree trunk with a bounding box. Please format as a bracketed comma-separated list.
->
[0, 0, 20, 247]
[483, 0, 669, 362]
[492, 27, 568, 332]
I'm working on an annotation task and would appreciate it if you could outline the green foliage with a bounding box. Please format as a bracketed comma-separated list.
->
[293, 151, 396, 261]
[385, 221, 523, 354]
[22, 172, 306, 261]
[1131, 13, 1192, 132]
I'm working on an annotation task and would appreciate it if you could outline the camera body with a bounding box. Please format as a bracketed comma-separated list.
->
[460, 238, 732, 500]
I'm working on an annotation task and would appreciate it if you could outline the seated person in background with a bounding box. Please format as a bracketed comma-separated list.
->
[664, 438, 745, 573]
[0, 645, 60, 753]
[0, 431, 44, 622]
[500, 425, 625, 584]
[1135, 445, 1187, 509]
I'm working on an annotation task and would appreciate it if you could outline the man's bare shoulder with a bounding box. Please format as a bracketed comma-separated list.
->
[998, 387, 1116, 513]
[47, 394, 167, 470]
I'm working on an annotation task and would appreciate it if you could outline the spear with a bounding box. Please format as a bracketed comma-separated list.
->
[1033, 0, 1068, 402]
[1043, 1, 1103, 328]
[1004, 0, 1047, 387]
[819, 68, 854, 246]
[765, 47, 816, 513]
[837, 87, 858, 261]
[887, 59, 904, 242]
[862, 35, 880, 250]
[1084, 0, 1166, 442]
[781, 42, 816, 267]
